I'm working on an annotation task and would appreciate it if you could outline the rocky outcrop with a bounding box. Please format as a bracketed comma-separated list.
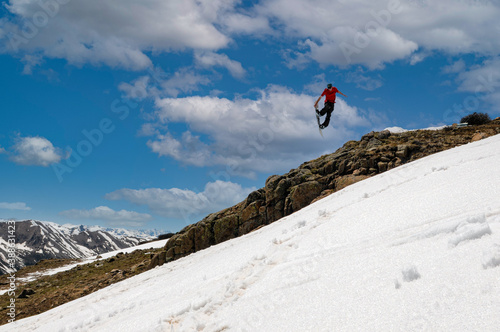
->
[162, 119, 500, 264]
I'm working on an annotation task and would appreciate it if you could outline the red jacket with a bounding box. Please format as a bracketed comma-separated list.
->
[322, 87, 339, 103]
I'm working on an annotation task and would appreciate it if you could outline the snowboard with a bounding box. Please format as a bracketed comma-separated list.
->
[315, 107, 324, 137]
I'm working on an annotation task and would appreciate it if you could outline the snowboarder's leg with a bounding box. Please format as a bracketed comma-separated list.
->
[319, 104, 328, 116]
[320, 102, 334, 116]
[320, 103, 335, 128]
[320, 112, 331, 128]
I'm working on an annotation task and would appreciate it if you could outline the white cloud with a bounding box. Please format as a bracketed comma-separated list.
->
[119, 67, 212, 100]
[118, 76, 150, 101]
[304, 27, 418, 69]
[0, 202, 31, 211]
[442, 59, 466, 74]
[455, 57, 500, 113]
[195, 51, 246, 79]
[105, 180, 257, 222]
[1, 0, 235, 70]
[257, 0, 500, 68]
[21, 54, 43, 74]
[157, 68, 212, 97]
[409, 52, 429, 66]
[59, 206, 152, 227]
[146, 85, 372, 176]
[10, 136, 64, 166]
[2, 0, 499, 71]
[221, 12, 272, 35]
[345, 68, 383, 91]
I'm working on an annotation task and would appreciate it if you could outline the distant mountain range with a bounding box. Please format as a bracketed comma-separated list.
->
[0, 219, 164, 275]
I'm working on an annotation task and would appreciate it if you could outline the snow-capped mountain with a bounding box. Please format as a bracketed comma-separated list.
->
[0, 220, 161, 275]
[4, 133, 499, 331]
[60, 223, 164, 242]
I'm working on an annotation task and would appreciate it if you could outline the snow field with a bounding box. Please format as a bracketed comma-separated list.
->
[3, 134, 500, 331]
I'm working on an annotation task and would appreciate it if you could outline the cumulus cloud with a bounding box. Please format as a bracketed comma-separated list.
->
[9, 136, 64, 166]
[2, 0, 499, 71]
[221, 12, 272, 35]
[1, 0, 235, 70]
[0, 202, 31, 211]
[442, 59, 466, 74]
[105, 180, 257, 223]
[454, 57, 500, 113]
[119, 67, 212, 99]
[256, 0, 500, 68]
[195, 51, 246, 79]
[144, 85, 372, 177]
[59, 206, 152, 227]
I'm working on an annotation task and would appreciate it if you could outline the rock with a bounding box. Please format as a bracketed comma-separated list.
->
[366, 138, 382, 149]
[336, 175, 370, 192]
[18, 288, 36, 299]
[194, 220, 214, 251]
[396, 145, 410, 158]
[166, 225, 196, 258]
[245, 189, 264, 206]
[378, 162, 388, 173]
[165, 247, 175, 261]
[240, 201, 264, 228]
[376, 130, 391, 140]
[285, 181, 323, 214]
[131, 262, 146, 272]
[158, 233, 175, 240]
[338, 159, 349, 175]
[148, 251, 167, 269]
[361, 131, 375, 141]
[471, 132, 487, 142]
[311, 189, 335, 204]
[322, 160, 337, 175]
[214, 214, 239, 244]
[380, 156, 391, 162]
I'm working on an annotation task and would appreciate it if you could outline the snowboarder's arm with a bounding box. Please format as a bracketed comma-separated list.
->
[338, 90, 347, 98]
[314, 96, 322, 107]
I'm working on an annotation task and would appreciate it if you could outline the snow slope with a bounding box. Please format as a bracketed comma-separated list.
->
[4, 135, 500, 332]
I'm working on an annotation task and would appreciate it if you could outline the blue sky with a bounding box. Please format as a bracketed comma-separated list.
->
[1, 0, 499, 232]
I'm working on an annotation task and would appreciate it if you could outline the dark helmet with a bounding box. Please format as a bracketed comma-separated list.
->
[327, 83, 332, 88]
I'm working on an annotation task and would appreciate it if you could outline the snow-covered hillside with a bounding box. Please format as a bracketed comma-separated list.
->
[4, 135, 500, 331]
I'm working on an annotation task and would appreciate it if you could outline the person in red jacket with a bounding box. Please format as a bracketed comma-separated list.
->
[314, 83, 347, 129]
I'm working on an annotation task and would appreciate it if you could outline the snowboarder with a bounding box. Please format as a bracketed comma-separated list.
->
[314, 83, 347, 129]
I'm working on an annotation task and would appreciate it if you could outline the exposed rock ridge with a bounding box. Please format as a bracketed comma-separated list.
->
[159, 120, 500, 266]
